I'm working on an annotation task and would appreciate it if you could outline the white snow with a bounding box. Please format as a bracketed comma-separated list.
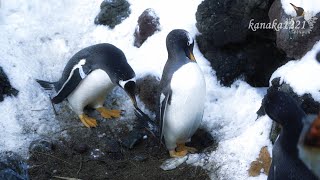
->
[281, 0, 320, 17]
[1, 0, 318, 179]
[271, 41, 320, 101]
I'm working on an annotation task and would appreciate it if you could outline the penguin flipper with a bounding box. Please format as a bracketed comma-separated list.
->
[160, 91, 171, 140]
[52, 63, 91, 104]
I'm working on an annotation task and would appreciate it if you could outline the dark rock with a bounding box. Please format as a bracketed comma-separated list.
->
[121, 130, 144, 149]
[105, 139, 120, 153]
[0, 67, 18, 102]
[73, 143, 89, 154]
[316, 51, 320, 63]
[136, 75, 160, 112]
[132, 154, 148, 162]
[186, 129, 217, 152]
[269, 0, 320, 59]
[29, 139, 54, 153]
[0, 151, 29, 180]
[134, 8, 160, 48]
[201, 37, 287, 87]
[94, 0, 131, 29]
[196, 0, 272, 47]
[195, 0, 287, 87]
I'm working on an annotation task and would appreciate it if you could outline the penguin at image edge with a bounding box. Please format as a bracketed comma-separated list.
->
[263, 89, 318, 179]
[159, 29, 206, 158]
[37, 43, 138, 128]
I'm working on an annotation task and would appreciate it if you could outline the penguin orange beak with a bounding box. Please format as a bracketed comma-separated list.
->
[123, 81, 138, 109]
[186, 47, 196, 61]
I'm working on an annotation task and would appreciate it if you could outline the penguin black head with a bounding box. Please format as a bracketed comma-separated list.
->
[263, 89, 305, 128]
[119, 78, 138, 109]
[166, 29, 196, 61]
[290, 3, 305, 17]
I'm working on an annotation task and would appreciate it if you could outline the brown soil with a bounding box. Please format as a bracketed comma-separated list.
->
[27, 107, 215, 180]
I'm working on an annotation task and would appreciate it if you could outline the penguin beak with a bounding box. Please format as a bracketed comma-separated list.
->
[290, 3, 299, 11]
[186, 47, 196, 61]
[123, 81, 138, 109]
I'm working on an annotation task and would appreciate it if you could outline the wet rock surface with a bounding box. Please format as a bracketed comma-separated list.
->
[195, 0, 288, 87]
[0, 151, 29, 180]
[134, 8, 160, 48]
[94, 0, 131, 29]
[0, 67, 18, 102]
[269, 0, 320, 59]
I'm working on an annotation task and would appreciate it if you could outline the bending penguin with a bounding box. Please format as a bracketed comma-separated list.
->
[159, 29, 206, 158]
[263, 89, 318, 179]
[37, 43, 138, 128]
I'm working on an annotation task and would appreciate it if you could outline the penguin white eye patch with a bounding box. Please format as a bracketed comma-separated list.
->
[186, 32, 194, 46]
[119, 77, 136, 88]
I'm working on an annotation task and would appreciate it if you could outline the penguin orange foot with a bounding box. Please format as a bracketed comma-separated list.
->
[79, 114, 97, 128]
[169, 149, 188, 158]
[176, 143, 197, 153]
[96, 107, 121, 119]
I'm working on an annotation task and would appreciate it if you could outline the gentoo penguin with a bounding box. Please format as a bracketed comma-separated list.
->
[263, 90, 318, 179]
[37, 43, 138, 128]
[159, 29, 206, 158]
[298, 112, 320, 178]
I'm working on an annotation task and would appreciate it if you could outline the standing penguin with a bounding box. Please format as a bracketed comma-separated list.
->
[37, 43, 138, 128]
[159, 29, 206, 158]
[263, 89, 318, 179]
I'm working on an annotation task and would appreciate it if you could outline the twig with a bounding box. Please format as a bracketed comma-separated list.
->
[77, 155, 83, 175]
[32, 151, 72, 166]
[52, 176, 82, 180]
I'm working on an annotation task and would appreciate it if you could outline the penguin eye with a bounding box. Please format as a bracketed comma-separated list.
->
[187, 42, 190, 46]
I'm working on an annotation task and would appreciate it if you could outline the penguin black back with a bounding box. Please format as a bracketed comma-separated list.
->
[55, 43, 135, 91]
[264, 90, 318, 179]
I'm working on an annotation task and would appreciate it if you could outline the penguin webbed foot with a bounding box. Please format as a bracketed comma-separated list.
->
[79, 114, 97, 128]
[169, 150, 188, 158]
[96, 107, 121, 119]
[176, 144, 197, 153]
[169, 144, 197, 158]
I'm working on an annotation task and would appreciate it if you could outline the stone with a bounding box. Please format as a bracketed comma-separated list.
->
[0, 67, 18, 102]
[94, 0, 131, 29]
[0, 151, 29, 180]
[134, 8, 160, 48]
[73, 143, 89, 154]
[136, 75, 160, 112]
[29, 139, 54, 153]
[269, 0, 320, 59]
[196, 0, 272, 47]
[195, 0, 287, 87]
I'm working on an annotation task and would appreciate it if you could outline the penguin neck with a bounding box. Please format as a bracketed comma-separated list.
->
[168, 48, 187, 62]
[279, 120, 303, 154]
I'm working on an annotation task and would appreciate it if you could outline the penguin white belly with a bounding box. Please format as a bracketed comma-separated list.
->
[67, 69, 115, 115]
[164, 63, 206, 147]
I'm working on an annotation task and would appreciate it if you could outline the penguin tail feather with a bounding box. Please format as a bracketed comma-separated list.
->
[36, 79, 55, 90]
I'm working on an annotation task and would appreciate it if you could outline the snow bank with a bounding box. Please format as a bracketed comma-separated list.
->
[271, 41, 320, 101]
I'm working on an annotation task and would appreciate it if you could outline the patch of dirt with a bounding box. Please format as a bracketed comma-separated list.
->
[27, 107, 215, 180]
